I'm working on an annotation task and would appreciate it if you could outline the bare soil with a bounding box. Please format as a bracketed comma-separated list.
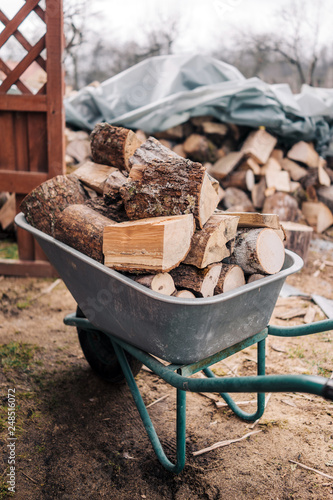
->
[1, 238, 333, 500]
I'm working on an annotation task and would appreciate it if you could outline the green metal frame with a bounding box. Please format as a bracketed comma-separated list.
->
[64, 313, 333, 473]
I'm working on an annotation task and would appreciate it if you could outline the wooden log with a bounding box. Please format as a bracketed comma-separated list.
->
[265, 170, 291, 192]
[121, 142, 219, 228]
[221, 211, 281, 230]
[170, 263, 222, 298]
[231, 228, 285, 275]
[154, 125, 184, 140]
[241, 129, 277, 165]
[261, 157, 281, 175]
[183, 214, 239, 268]
[72, 161, 117, 194]
[270, 149, 284, 164]
[281, 221, 313, 263]
[251, 177, 266, 209]
[54, 204, 117, 263]
[84, 197, 128, 223]
[66, 138, 91, 164]
[214, 264, 245, 294]
[172, 144, 187, 158]
[103, 214, 194, 273]
[262, 192, 299, 222]
[222, 187, 255, 211]
[90, 123, 143, 172]
[281, 158, 307, 181]
[20, 175, 89, 237]
[103, 170, 128, 204]
[183, 134, 217, 163]
[287, 141, 319, 167]
[221, 169, 255, 192]
[209, 152, 244, 181]
[173, 289, 196, 299]
[301, 201, 333, 233]
[0, 193, 15, 231]
[317, 185, 333, 213]
[201, 122, 228, 146]
[134, 273, 176, 296]
[238, 157, 261, 175]
[247, 273, 265, 283]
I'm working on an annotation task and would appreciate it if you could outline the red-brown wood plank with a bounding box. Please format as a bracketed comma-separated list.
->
[0, 259, 57, 277]
[0, 0, 41, 47]
[14, 112, 29, 171]
[0, 95, 47, 112]
[45, 0, 65, 178]
[0, 60, 32, 94]
[0, 112, 16, 170]
[0, 171, 48, 193]
[27, 113, 48, 172]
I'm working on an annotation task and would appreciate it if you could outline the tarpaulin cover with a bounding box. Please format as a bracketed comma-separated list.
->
[65, 54, 333, 153]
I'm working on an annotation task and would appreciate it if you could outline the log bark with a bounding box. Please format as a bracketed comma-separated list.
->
[183, 214, 239, 268]
[103, 170, 129, 204]
[103, 214, 194, 273]
[262, 192, 300, 222]
[241, 129, 277, 165]
[20, 175, 89, 237]
[90, 123, 142, 172]
[134, 273, 176, 295]
[214, 264, 245, 294]
[54, 204, 116, 263]
[121, 140, 219, 228]
[231, 228, 285, 275]
[170, 263, 222, 298]
[84, 197, 128, 223]
[72, 161, 117, 194]
[281, 221, 313, 263]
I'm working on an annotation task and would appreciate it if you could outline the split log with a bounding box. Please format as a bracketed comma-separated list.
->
[121, 140, 219, 228]
[170, 263, 222, 298]
[134, 273, 176, 296]
[265, 170, 291, 192]
[201, 122, 228, 145]
[84, 197, 128, 223]
[90, 123, 143, 172]
[287, 141, 319, 167]
[231, 228, 285, 275]
[221, 169, 255, 192]
[54, 204, 116, 263]
[247, 273, 265, 283]
[222, 188, 255, 212]
[261, 157, 281, 175]
[317, 186, 333, 213]
[183, 214, 239, 268]
[221, 212, 281, 230]
[251, 177, 266, 209]
[183, 134, 217, 163]
[241, 129, 277, 165]
[66, 138, 91, 164]
[72, 161, 117, 194]
[103, 214, 194, 272]
[214, 264, 245, 294]
[154, 125, 184, 140]
[281, 221, 313, 263]
[270, 149, 284, 164]
[20, 175, 89, 237]
[173, 290, 196, 299]
[239, 157, 261, 175]
[301, 202, 333, 233]
[103, 170, 128, 204]
[0, 193, 15, 231]
[281, 158, 307, 181]
[209, 152, 244, 181]
[262, 192, 299, 222]
[172, 144, 187, 158]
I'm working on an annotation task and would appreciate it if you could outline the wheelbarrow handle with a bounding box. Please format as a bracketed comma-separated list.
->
[268, 319, 333, 337]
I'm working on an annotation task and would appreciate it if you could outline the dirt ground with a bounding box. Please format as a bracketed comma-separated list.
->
[1, 238, 333, 500]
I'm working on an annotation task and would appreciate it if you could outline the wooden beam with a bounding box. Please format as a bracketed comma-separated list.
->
[0, 0, 41, 48]
[0, 171, 48, 193]
[0, 259, 57, 278]
[0, 95, 47, 112]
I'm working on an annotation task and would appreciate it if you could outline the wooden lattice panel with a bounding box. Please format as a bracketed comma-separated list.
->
[0, 0, 64, 276]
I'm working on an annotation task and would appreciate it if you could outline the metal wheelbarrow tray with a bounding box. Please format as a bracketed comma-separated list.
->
[15, 213, 333, 473]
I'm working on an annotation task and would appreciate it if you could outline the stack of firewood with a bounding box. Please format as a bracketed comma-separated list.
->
[21, 124, 286, 298]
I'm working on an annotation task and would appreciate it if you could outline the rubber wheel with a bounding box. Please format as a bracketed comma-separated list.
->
[76, 306, 142, 383]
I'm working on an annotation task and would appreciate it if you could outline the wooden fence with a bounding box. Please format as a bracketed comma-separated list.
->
[0, 0, 64, 276]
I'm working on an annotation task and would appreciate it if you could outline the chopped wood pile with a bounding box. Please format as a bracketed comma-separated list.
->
[21, 124, 287, 298]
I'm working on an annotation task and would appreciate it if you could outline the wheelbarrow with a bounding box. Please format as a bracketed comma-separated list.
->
[15, 213, 333, 473]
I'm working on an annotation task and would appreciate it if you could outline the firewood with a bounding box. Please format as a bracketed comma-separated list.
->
[214, 264, 245, 294]
[183, 214, 239, 268]
[135, 129, 147, 142]
[222, 187, 255, 211]
[265, 170, 291, 192]
[103, 170, 128, 204]
[318, 164, 331, 187]
[20, 175, 88, 237]
[201, 122, 228, 145]
[221, 211, 281, 230]
[72, 161, 117, 194]
[66, 138, 91, 164]
[158, 139, 173, 150]
[247, 273, 265, 283]
[103, 214, 194, 272]
[241, 129, 277, 165]
[134, 273, 176, 296]
[183, 134, 217, 163]
[172, 144, 186, 158]
[173, 290, 196, 299]
[121, 140, 219, 228]
[0, 193, 15, 231]
[191, 115, 214, 127]
[301, 201, 333, 233]
[261, 157, 281, 175]
[84, 197, 128, 223]
[209, 152, 244, 181]
[90, 123, 143, 172]
[281, 221, 313, 263]
[281, 158, 307, 181]
[262, 192, 299, 222]
[251, 177, 266, 209]
[55, 204, 117, 263]
[287, 141, 319, 167]
[231, 228, 285, 275]
[221, 169, 255, 192]
[154, 125, 184, 140]
[170, 263, 222, 298]
[317, 186, 333, 213]
[270, 149, 284, 164]
[238, 157, 261, 175]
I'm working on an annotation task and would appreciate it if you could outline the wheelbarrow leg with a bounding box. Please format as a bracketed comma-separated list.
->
[203, 338, 266, 422]
[111, 341, 186, 473]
